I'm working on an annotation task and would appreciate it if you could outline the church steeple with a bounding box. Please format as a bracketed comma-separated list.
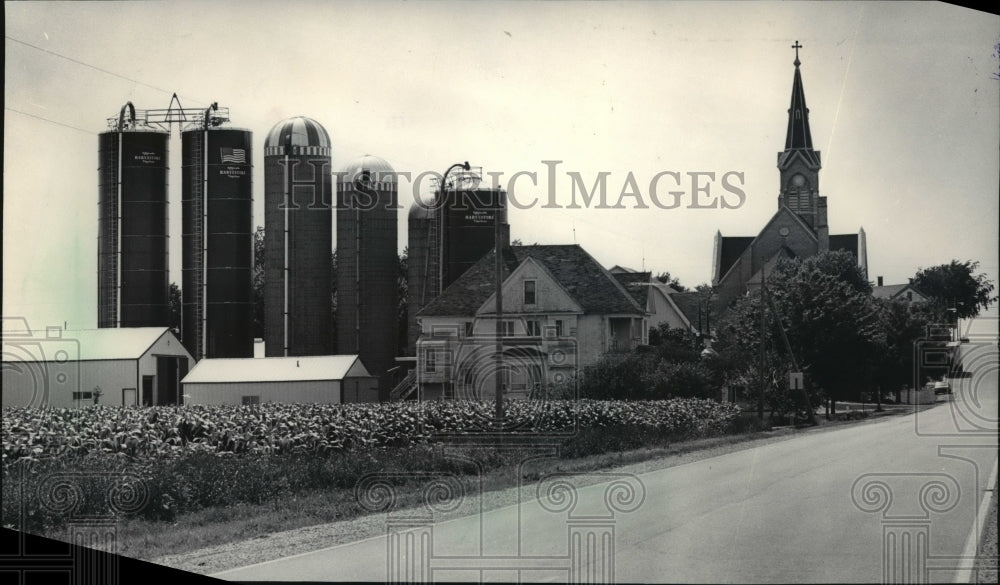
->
[777, 40, 822, 228]
[785, 41, 814, 151]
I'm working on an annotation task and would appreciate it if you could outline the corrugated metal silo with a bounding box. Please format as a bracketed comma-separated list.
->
[440, 186, 509, 290]
[97, 103, 170, 328]
[263, 116, 333, 357]
[337, 155, 398, 385]
[181, 119, 254, 360]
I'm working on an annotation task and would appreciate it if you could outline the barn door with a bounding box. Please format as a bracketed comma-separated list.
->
[142, 376, 154, 406]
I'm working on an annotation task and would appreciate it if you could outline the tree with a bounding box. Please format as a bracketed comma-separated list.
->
[767, 251, 883, 406]
[398, 248, 408, 353]
[252, 226, 265, 339]
[647, 323, 700, 363]
[168, 282, 182, 337]
[715, 251, 882, 418]
[872, 299, 935, 402]
[714, 290, 807, 420]
[655, 271, 688, 292]
[330, 249, 337, 351]
[579, 353, 657, 400]
[912, 260, 997, 320]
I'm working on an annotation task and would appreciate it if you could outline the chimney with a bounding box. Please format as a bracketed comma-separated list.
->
[877, 276, 883, 287]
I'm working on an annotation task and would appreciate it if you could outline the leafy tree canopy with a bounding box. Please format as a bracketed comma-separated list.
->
[655, 271, 687, 292]
[912, 260, 996, 319]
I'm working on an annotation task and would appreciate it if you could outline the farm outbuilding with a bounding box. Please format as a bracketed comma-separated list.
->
[2, 326, 193, 408]
[181, 355, 378, 405]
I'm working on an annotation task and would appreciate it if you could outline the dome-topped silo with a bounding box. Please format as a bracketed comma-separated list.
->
[337, 155, 398, 389]
[263, 116, 334, 357]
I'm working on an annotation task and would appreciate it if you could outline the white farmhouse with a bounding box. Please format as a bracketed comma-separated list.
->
[410, 245, 648, 400]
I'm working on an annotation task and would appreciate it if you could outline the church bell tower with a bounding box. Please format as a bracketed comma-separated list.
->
[777, 41, 825, 240]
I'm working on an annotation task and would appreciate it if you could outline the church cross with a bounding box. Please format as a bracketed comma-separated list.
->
[792, 40, 803, 66]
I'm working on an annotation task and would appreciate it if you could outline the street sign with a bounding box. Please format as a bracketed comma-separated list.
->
[789, 372, 804, 390]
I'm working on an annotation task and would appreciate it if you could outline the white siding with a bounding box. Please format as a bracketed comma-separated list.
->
[2, 359, 138, 408]
[138, 330, 194, 405]
[576, 315, 606, 367]
[184, 381, 342, 405]
[648, 290, 689, 330]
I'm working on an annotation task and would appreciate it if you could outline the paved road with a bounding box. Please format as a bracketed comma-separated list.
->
[214, 341, 997, 583]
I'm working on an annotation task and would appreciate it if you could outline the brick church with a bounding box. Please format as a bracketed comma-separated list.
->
[711, 42, 868, 312]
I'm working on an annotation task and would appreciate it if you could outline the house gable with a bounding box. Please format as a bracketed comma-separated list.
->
[647, 283, 694, 331]
[478, 256, 583, 316]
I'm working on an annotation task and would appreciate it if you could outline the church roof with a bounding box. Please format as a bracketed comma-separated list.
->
[746, 247, 797, 286]
[717, 236, 756, 282]
[785, 44, 813, 151]
[780, 44, 821, 169]
[829, 234, 859, 257]
[419, 245, 644, 317]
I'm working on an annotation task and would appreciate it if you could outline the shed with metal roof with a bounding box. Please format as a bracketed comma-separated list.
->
[1, 326, 193, 408]
[181, 355, 377, 405]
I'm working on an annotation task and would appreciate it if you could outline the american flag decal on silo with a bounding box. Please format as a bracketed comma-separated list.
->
[221, 147, 247, 164]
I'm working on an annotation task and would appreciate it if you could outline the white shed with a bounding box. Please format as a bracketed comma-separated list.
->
[2, 327, 193, 408]
[181, 355, 378, 405]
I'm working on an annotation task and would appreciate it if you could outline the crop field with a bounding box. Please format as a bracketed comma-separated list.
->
[2, 399, 741, 533]
[2, 399, 741, 463]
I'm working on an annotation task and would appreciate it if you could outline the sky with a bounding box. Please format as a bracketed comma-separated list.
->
[4, 1, 999, 331]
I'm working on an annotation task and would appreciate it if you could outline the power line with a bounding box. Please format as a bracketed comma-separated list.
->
[5, 35, 208, 106]
[5, 107, 95, 135]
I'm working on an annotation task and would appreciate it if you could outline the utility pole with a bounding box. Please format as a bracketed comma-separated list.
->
[759, 271, 766, 420]
[761, 289, 816, 426]
[494, 190, 505, 427]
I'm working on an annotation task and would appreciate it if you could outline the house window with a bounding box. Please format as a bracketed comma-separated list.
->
[526, 320, 541, 336]
[554, 319, 564, 337]
[524, 280, 536, 305]
[465, 321, 474, 337]
[502, 321, 515, 337]
[241, 395, 260, 405]
[425, 349, 437, 372]
[907, 291, 913, 301]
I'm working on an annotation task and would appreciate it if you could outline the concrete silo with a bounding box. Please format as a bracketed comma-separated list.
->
[97, 102, 170, 328]
[263, 116, 333, 357]
[181, 110, 254, 360]
[336, 155, 398, 386]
